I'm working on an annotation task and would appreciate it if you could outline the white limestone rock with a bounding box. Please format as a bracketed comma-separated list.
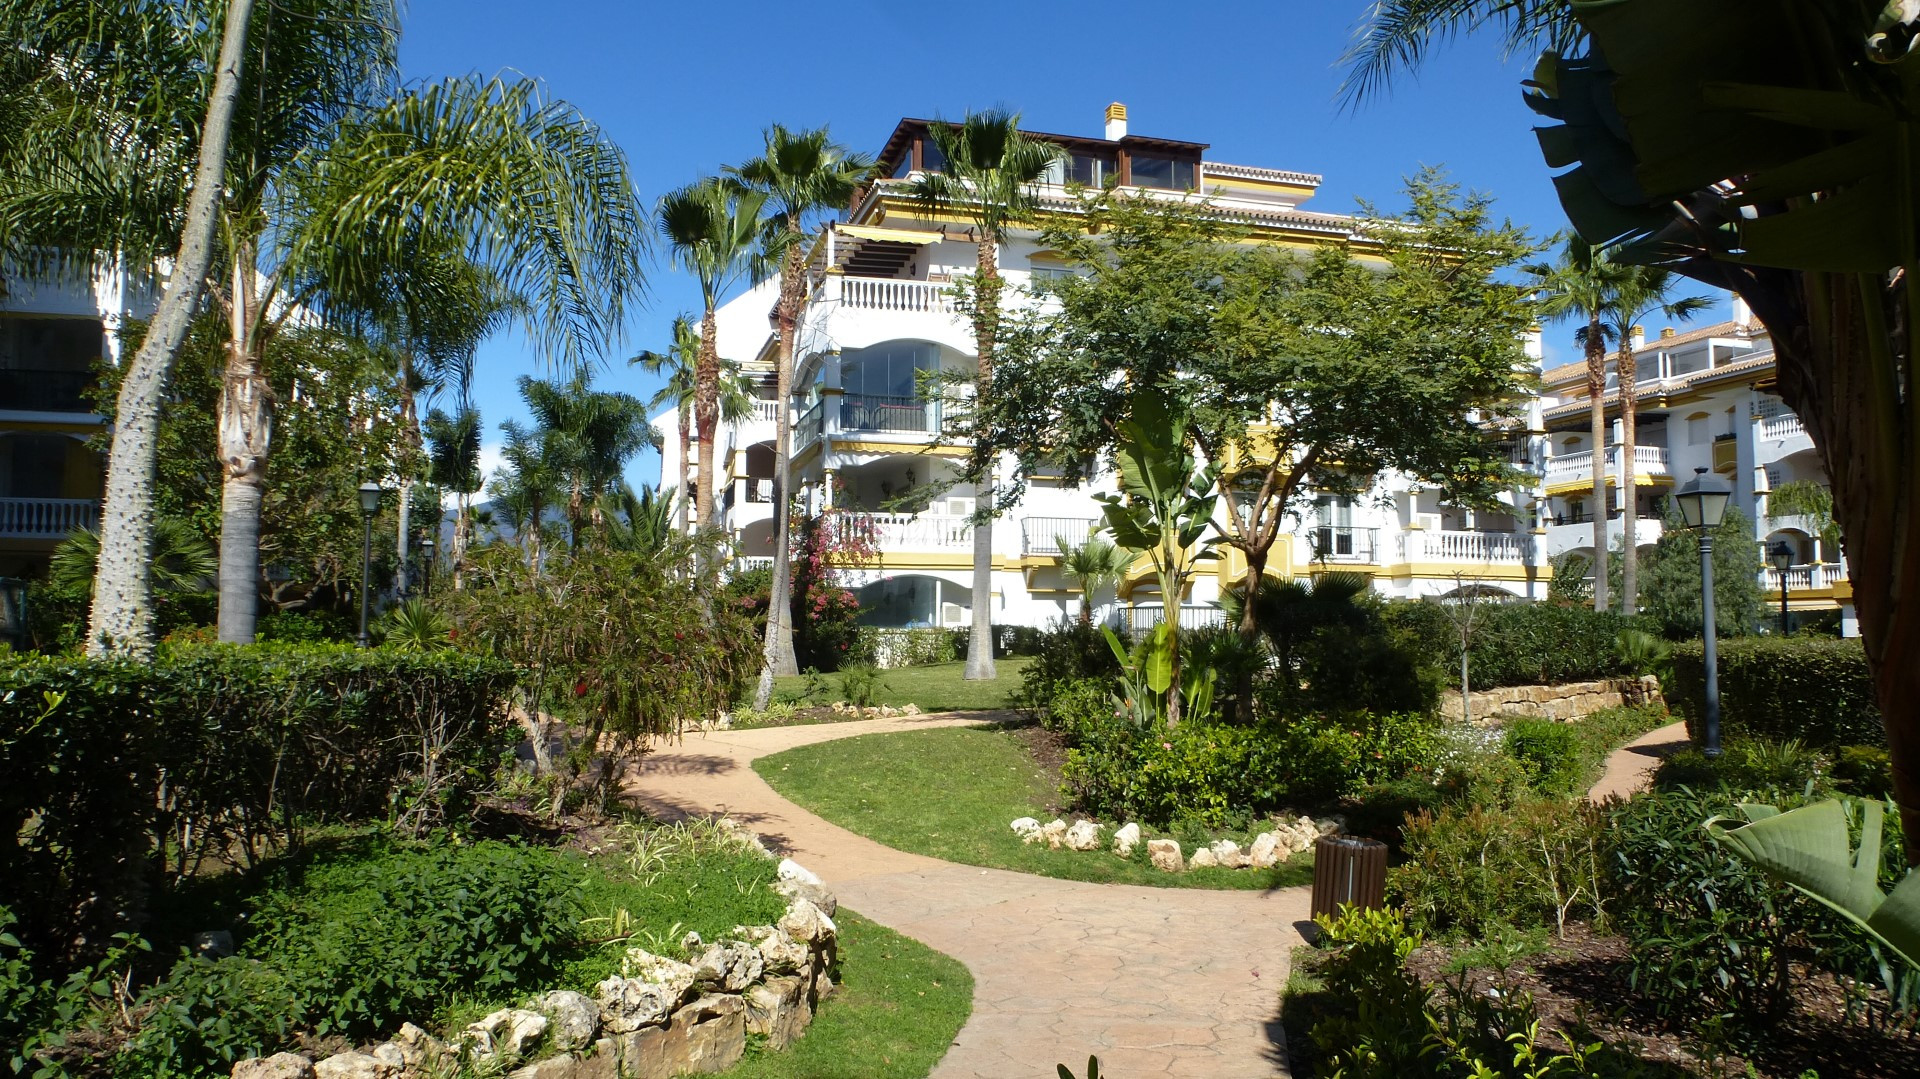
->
[1112, 822, 1142, 857]
[1041, 818, 1069, 849]
[1064, 819, 1102, 851]
[1248, 831, 1282, 869]
[466, 1009, 548, 1061]
[777, 858, 823, 887]
[597, 949, 698, 1033]
[1189, 846, 1219, 869]
[778, 896, 837, 946]
[1209, 839, 1250, 869]
[691, 940, 765, 992]
[735, 923, 810, 974]
[533, 990, 600, 1052]
[313, 1053, 391, 1079]
[1147, 838, 1184, 872]
[231, 1054, 315, 1079]
[1010, 817, 1042, 843]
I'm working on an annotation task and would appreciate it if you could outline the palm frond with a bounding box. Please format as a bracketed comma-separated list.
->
[1337, 1, 1580, 107]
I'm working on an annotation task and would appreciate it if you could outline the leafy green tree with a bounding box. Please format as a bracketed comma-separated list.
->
[1636, 503, 1764, 641]
[727, 125, 874, 701]
[907, 110, 1065, 682]
[657, 180, 771, 534]
[973, 178, 1533, 654]
[1059, 536, 1131, 626]
[1344, 0, 1920, 860]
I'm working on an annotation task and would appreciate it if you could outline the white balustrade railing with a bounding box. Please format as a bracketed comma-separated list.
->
[836, 512, 971, 550]
[839, 277, 952, 313]
[751, 399, 782, 424]
[0, 497, 97, 538]
[1760, 414, 1806, 440]
[1544, 445, 1670, 481]
[1124, 604, 1226, 635]
[1630, 445, 1670, 471]
[1544, 449, 1594, 481]
[1403, 529, 1528, 563]
[1760, 563, 1844, 592]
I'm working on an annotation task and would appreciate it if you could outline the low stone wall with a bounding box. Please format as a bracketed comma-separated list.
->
[1439, 675, 1664, 725]
[232, 835, 838, 1079]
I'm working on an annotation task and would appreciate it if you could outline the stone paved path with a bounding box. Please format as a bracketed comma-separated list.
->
[627, 713, 1310, 1079]
[1588, 720, 1692, 802]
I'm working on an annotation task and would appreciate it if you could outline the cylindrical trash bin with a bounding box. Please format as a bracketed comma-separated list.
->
[1310, 835, 1388, 921]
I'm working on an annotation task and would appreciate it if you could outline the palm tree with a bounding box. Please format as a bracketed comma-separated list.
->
[1525, 235, 1633, 613]
[517, 371, 656, 546]
[634, 317, 757, 532]
[50, 519, 218, 596]
[906, 110, 1065, 680]
[657, 180, 771, 536]
[424, 404, 483, 585]
[1604, 270, 1711, 611]
[1059, 535, 1130, 626]
[2, 3, 647, 653]
[601, 485, 676, 554]
[1337, 2, 1579, 104]
[726, 124, 875, 705]
[492, 421, 562, 571]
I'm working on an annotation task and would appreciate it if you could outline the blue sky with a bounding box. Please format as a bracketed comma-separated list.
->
[396, 1, 1729, 489]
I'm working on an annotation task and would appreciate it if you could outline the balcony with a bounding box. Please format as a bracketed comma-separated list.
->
[835, 511, 971, 551]
[1544, 445, 1672, 485]
[750, 399, 783, 424]
[1761, 562, 1846, 593]
[1309, 525, 1379, 563]
[1402, 529, 1528, 563]
[0, 369, 94, 413]
[1122, 604, 1227, 636]
[1021, 516, 1101, 556]
[836, 277, 952, 314]
[1758, 413, 1805, 440]
[839, 393, 937, 435]
[0, 497, 97, 539]
[795, 400, 825, 453]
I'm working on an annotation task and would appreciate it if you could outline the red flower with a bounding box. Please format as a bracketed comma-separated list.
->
[573, 680, 588, 697]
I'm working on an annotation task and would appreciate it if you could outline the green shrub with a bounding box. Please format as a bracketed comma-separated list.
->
[1668, 636, 1881, 748]
[1380, 601, 1649, 691]
[255, 610, 354, 643]
[1013, 620, 1121, 713]
[838, 663, 886, 708]
[1833, 745, 1894, 798]
[245, 840, 578, 1039]
[1392, 799, 1608, 937]
[0, 645, 515, 970]
[872, 627, 956, 667]
[1306, 905, 1429, 1079]
[122, 956, 303, 1078]
[1502, 718, 1584, 796]
[1654, 738, 1830, 795]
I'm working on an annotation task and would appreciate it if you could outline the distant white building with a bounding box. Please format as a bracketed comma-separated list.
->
[658, 106, 1850, 635]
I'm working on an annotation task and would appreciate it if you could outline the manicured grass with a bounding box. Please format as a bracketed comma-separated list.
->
[719, 908, 971, 1079]
[754, 727, 1314, 890]
[767, 658, 1033, 715]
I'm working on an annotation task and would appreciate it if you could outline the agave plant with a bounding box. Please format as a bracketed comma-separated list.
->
[1708, 798, 1920, 970]
[376, 597, 452, 652]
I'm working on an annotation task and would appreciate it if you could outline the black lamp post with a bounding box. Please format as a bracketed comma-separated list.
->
[420, 536, 436, 599]
[356, 482, 383, 648]
[1768, 540, 1794, 636]
[1675, 467, 1734, 756]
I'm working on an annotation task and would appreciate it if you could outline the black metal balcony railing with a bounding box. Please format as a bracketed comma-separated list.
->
[1311, 525, 1378, 563]
[1021, 517, 1100, 556]
[839, 393, 934, 434]
[0, 368, 95, 412]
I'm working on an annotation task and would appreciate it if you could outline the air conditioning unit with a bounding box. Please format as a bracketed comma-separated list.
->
[946, 498, 973, 517]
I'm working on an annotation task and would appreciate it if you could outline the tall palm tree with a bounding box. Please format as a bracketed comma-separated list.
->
[1525, 235, 1633, 613]
[634, 316, 757, 532]
[2, 3, 647, 652]
[906, 110, 1065, 680]
[656, 180, 771, 537]
[517, 370, 656, 545]
[727, 125, 874, 705]
[424, 404, 483, 585]
[492, 421, 561, 571]
[1337, 2, 1579, 105]
[1059, 535, 1130, 626]
[1605, 269, 1711, 611]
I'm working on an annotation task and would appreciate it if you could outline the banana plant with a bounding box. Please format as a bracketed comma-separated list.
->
[1101, 623, 1170, 728]
[1707, 798, 1920, 970]
[1092, 391, 1219, 727]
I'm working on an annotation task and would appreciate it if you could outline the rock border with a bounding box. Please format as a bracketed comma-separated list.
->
[232, 821, 836, 1079]
[1009, 815, 1337, 874]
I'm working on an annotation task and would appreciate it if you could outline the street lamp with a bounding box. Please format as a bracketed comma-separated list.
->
[1675, 467, 1734, 756]
[356, 482, 383, 648]
[420, 537, 436, 598]
[1768, 540, 1795, 636]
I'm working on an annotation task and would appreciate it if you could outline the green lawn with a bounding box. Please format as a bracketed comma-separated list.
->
[766, 658, 1033, 715]
[754, 727, 1314, 890]
[719, 908, 972, 1079]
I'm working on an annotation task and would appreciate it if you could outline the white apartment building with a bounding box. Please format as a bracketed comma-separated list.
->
[658, 107, 1851, 635]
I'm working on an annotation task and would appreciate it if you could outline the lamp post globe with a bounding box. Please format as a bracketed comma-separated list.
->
[1769, 540, 1795, 635]
[356, 483, 384, 648]
[1676, 467, 1734, 756]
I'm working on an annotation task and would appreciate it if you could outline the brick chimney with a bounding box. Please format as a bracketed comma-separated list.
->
[1104, 102, 1128, 141]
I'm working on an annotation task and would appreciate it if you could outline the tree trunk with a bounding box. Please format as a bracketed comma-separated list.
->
[1619, 339, 1640, 611]
[86, 0, 256, 658]
[963, 243, 1000, 680]
[1234, 545, 1269, 722]
[394, 479, 412, 596]
[394, 365, 419, 595]
[678, 409, 692, 534]
[1586, 316, 1611, 612]
[215, 260, 272, 646]
[1158, 562, 1183, 729]
[452, 489, 470, 590]
[694, 307, 720, 535]
[754, 231, 805, 710]
[1762, 268, 1920, 863]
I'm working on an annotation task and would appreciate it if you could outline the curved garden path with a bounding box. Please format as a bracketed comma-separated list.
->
[1587, 720, 1691, 801]
[626, 713, 1311, 1079]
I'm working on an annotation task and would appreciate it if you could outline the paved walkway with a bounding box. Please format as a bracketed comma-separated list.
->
[1587, 720, 1692, 801]
[627, 714, 1310, 1079]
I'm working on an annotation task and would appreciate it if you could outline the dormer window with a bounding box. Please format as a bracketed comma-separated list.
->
[1130, 154, 1196, 190]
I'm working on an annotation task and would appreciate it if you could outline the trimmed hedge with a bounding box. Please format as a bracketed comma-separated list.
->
[1668, 636, 1881, 748]
[1381, 601, 1649, 691]
[0, 644, 516, 968]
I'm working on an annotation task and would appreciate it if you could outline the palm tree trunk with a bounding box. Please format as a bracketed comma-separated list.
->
[754, 235, 805, 709]
[678, 409, 692, 533]
[86, 0, 255, 658]
[1618, 340, 1640, 611]
[1586, 316, 1610, 613]
[394, 479, 413, 595]
[694, 307, 720, 535]
[452, 490, 470, 590]
[963, 243, 1000, 680]
[216, 262, 273, 646]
